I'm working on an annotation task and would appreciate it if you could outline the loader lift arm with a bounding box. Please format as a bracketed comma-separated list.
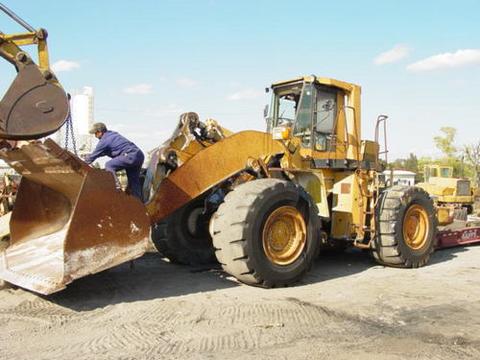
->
[0, 2, 69, 140]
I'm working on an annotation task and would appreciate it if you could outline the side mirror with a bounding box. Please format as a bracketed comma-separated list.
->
[263, 104, 269, 119]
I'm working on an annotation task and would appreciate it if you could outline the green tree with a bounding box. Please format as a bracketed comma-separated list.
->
[389, 153, 418, 172]
[433, 127, 457, 158]
[464, 142, 480, 186]
[388, 153, 420, 181]
[432, 127, 465, 177]
[404, 153, 419, 173]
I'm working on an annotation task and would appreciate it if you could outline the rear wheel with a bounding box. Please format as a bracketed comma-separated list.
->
[151, 198, 216, 265]
[211, 179, 320, 287]
[373, 186, 437, 268]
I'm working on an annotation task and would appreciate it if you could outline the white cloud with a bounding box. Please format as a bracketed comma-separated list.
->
[228, 88, 263, 101]
[407, 49, 480, 72]
[176, 77, 197, 88]
[51, 60, 80, 72]
[374, 44, 410, 65]
[123, 83, 153, 95]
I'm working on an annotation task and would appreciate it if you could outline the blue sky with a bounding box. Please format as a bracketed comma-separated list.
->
[1, 0, 479, 159]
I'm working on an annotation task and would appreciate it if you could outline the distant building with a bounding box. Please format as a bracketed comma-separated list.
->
[55, 86, 95, 156]
[382, 170, 416, 186]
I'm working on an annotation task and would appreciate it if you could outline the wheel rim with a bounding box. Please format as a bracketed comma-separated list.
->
[262, 206, 306, 265]
[403, 204, 429, 250]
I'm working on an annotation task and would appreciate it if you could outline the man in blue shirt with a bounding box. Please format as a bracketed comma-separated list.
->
[86, 122, 145, 200]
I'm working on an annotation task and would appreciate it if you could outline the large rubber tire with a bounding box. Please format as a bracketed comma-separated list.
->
[373, 185, 437, 268]
[151, 198, 216, 265]
[211, 179, 320, 287]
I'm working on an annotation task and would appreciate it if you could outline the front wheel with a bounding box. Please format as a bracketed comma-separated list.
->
[211, 179, 320, 287]
[373, 186, 437, 268]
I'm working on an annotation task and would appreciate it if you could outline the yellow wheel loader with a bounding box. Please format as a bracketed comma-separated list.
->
[143, 77, 438, 286]
[0, 5, 438, 294]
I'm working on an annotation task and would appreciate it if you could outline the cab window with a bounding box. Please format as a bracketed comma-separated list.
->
[314, 87, 337, 151]
[293, 83, 315, 147]
[440, 167, 452, 178]
[277, 94, 298, 126]
[269, 84, 302, 129]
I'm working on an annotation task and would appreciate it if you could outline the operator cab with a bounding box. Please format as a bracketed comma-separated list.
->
[424, 165, 454, 182]
[265, 76, 380, 170]
[267, 78, 341, 152]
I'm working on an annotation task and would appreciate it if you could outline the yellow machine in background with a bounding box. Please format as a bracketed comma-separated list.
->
[417, 164, 474, 223]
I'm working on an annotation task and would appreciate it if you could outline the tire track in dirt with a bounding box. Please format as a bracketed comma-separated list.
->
[0, 297, 76, 330]
[22, 299, 341, 358]
[0, 295, 117, 334]
[218, 300, 332, 326]
[3, 245, 480, 360]
[0, 297, 67, 317]
[2, 294, 480, 360]
[196, 329, 261, 353]
[119, 299, 345, 356]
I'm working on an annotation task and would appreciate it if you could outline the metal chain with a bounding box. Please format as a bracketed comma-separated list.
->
[64, 115, 69, 149]
[64, 114, 78, 155]
[70, 117, 78, 155]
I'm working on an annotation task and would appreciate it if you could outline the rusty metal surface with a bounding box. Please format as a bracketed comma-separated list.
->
[146, 130, 286, 224]
[0, 63, 69, 140]
[0, 139, 150, 294]
[143, 113, 233, 203]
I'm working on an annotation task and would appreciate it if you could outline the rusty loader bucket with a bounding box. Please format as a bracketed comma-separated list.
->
[0, 139, 150, 294]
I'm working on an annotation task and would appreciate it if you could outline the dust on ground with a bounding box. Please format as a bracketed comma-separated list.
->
[1, 245, 480, 360]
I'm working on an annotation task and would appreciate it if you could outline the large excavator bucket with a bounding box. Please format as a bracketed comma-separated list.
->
[0, 139, 150, 294]
[0, 63, 69, 140]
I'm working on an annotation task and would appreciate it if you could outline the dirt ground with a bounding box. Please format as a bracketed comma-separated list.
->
[1, 244, 480, 360]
